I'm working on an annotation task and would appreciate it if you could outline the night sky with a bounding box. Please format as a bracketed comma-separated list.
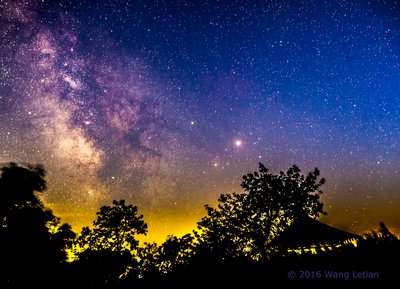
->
[1, 0, 399, 243]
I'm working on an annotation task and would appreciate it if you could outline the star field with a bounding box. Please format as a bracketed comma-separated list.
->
[0, 0, 399, 242]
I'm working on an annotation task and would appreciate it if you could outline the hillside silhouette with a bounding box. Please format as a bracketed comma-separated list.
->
[0, 162, 398, 289]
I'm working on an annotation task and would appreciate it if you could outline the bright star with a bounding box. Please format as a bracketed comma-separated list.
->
[234, 140, 242, 147]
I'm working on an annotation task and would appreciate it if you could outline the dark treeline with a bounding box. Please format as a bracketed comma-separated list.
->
[0, 162, 398, 289]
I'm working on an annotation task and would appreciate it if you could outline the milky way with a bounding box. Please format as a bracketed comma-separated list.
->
[0, 0, 399, 242]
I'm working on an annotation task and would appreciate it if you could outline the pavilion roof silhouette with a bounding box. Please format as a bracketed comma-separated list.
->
[270, 215, 360, 248]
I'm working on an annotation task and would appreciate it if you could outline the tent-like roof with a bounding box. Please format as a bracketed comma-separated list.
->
[270, 215, 360, 248]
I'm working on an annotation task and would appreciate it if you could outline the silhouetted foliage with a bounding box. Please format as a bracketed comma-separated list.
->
[72, 200, 148, 287]
[363, 222, 399, 244]
[0, 162, 75, 289]
[70, 249, 133, 288]
[196, 163, 326, 261]
[137, 242, 160, 278]
[0, 162, 46, 215]
[155, 233, 195, 274]
[1, 161, 398, 289]
[76, 200, 148, 253]
[129, 234, 196, 288]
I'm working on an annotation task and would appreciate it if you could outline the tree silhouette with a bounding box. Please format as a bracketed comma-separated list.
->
[137, 242, 160, 278]
[156, 234, 195, 274]
[364, 222, 399, 243]
[129, 234, 196, 288]
[76, 200, 148, 253]
[0, 162, 75, 288]
[196, 163, 326, 261]
[0, 162, 46, 215]
[1, 161, 398, 288]
[72, 200, 148, 287]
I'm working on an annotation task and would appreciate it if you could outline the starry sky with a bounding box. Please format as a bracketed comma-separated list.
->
[0, 0, 399, 242]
